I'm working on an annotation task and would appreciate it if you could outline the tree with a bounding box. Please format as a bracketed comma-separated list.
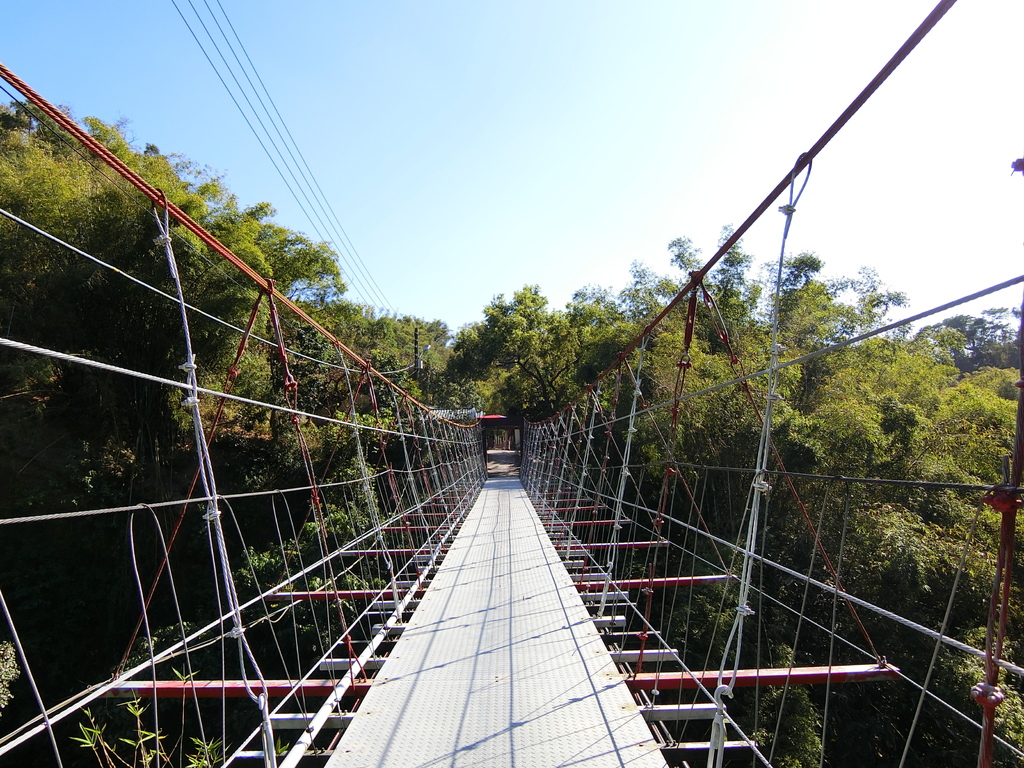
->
[0, 103, 394, 764]
[448, 285, 630, 418]
[921, 310, 1019, 373]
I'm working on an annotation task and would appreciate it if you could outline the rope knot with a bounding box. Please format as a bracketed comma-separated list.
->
[713, 683, 733, 705]
[778, 204, 796, 216]
[971, 682, 1004, 709]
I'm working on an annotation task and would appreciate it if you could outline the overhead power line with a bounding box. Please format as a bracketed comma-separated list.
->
[169, 0, 396, 313]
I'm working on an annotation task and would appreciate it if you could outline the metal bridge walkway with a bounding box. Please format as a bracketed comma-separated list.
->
[328, 477, 668, 767]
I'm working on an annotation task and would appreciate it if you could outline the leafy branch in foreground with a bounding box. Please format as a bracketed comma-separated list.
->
[73, 699, 223, 768]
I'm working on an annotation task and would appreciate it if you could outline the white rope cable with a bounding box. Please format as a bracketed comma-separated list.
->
[0, 205, 347, 373]
[135, 505, 211, 752]
[0, 471, 474, 757]
[580, 271, 1024, 435]
[126, 513, 163, 762]
[897, 508, 982, 767]
[0, 588, 64, 767]
[155, 207, 278, 768]
[0, 336, 473, 444]
[0, 473, 387, 526]
[709, 162, 811, 768]
[581, 479, 1024, 678]
[525, 412, 1022, 764]
[767, 485, 834, 764]
[523, 421, 774, 764]
[599, 349, 647, 615]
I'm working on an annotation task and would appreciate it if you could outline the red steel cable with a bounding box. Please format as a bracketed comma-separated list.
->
[0, 61, 455, 423]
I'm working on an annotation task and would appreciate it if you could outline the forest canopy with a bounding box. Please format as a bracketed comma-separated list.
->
[0, 100, 1021, 768]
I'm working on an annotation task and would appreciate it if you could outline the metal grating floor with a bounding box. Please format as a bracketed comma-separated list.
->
[328, 477, 667, 767]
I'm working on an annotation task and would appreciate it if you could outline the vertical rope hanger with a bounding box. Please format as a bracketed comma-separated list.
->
[554, 407, 577, 509]
[337, 354, 400, 610]
[707, 158, 811, 768]
[599, 339, 648, 616]
[0, 589, 64, 767]
[152, 203, 279, 768]
[116, 288, 267, 676]
[571, 387, 604, 529]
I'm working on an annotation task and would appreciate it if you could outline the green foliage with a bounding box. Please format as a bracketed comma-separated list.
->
[1, 93, 1019, 768]
[0, 102, 460, 763]
[0, 641, 18, 717]
[754, 684, 822, 768]
[73, 700, 224, 768]
[921, 310, 1019, 373]
[449, 284, 633, 418]
[73, 701, 167, 768]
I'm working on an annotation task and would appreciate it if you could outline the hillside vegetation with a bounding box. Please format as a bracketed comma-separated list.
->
[0, 102, 1021, 766]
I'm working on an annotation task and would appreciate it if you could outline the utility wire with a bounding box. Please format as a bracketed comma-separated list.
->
[169, 0, 394, 312]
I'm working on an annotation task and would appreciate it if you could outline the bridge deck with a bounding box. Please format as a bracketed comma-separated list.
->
[329, 477, 667, 767]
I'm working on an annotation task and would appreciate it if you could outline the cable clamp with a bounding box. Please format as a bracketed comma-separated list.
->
[203, 507, 221, 522]
[178, 360, 197, 373]
[766, 392, 783, 402]
[154, 234, 172, 247]
[181, 396, 200, 408]
[971, 682, 1004, 709]
[753, 481, 772, 493]
[778, 204, 796, 216]
[737, 604, 755, 617]
[227, 626, 245, 639]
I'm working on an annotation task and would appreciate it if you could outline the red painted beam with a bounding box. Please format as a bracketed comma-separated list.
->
[575, 575, 730, 592]
[104, 679, 373, 699]
[339, 548, 448, 557]
[556, 541, 668, 551]
[269, 589, 425, 601]
[626, 664, 899, 692]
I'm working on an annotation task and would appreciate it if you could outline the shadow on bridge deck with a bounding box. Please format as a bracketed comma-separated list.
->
[328, 477, 666, 767]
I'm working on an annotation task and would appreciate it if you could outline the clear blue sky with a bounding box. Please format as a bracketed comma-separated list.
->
[2, 1, 1022, 331]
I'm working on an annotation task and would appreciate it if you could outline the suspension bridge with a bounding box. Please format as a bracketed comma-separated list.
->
[1, 1, 1023, 766]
